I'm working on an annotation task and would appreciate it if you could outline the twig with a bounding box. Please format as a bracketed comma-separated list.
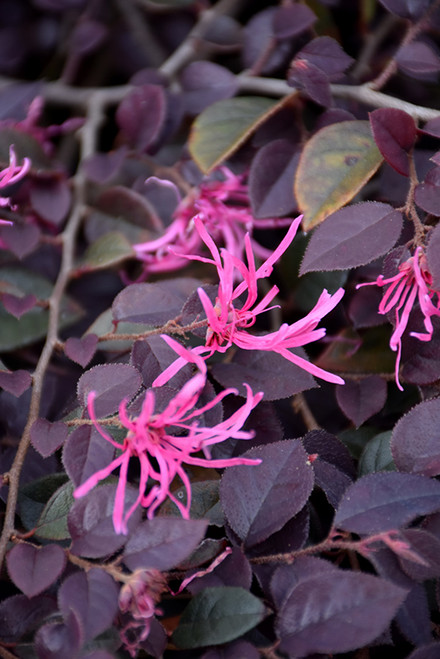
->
[115, 0, 166, 67]
[292, 392, 320, 431]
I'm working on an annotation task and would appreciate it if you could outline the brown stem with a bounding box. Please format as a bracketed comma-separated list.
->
[292, 393, 320, 431]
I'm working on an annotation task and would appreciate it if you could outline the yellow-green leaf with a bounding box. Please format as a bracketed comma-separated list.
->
[81, 232, 134, 271]
[295, 120, 383, 231]
[189, 96, 283, 173]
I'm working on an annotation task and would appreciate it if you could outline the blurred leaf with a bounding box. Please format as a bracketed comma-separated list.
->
[336, 376, 387, 427]
[358, 431, 395, 475]
[6, 544, 66, 597]
[81, 232, 134, 271]
[396, 41, 440, 77]
[77, 363, 142, 417]
[249, 139, 299, 218]
[370, 109, 416, 176]
[295, 121, 382, 230]
[316, 326, 396, 376]
[172, 587, 266, 648]
[18, 473, 69, 532]
[189, 96, 284, 173]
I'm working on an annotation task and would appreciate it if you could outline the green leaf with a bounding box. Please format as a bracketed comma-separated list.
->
[359, 431, 396, 475]
[80, 232, 134, 271]
[160, 480, 223, 526]
[189, 97, 283, 173]
[316, 326, 396, 376]
[0, 268, 82, 351]
[35, 481, 75, 540]
[172, 586, 266, 649]
[18, 474, 69, 532]
[295, 120, 383, 230]
[85, 308, 154, 352]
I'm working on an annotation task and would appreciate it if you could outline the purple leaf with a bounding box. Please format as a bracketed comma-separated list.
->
[242, 8, 291, 75]
[6, 543, 66, 598]
[370, 109, 417, 176]
[77, 363, 142, 417]
[112, 278, 200, 326]
[123, 518, 208, 571]
[407, 643, 440, 659]
[30, 177, 71, 226]
[295, 36, 354, 79]
[69, 18, 107, 56]
[271, 556, 340, 610]
[276, 569, 407, 655]
[397, 528, 440, 581]
[65, 333, 98, 368]
[58, 568, 119, 642]
[414, 180, 440, 215]
[0, 222, 40, 259]
[272, 4, 316, 39]
[420, 116, 440, 138]
[249, 139, 299, 218]
[379, 0, 431, 18]
[249, 507, 309, 558]
[83, 147, 127, 184]
[0, 368, 32, 397]
[62, 425, 115, 487]
[336, 375, 387, 427]
[300, 202, 402, 274]
[30, 418, 69, 458]
[188, 547, 252, 594]
[211, 348, 317, 401]
[288, 59, 331, 107]
[401, 319, 440, 386]
[201, 640, 259, 659]
[427, 222, 440, 289]
[131, 335, 192, 390]
[334, 472, 440, 534]
[2, 293, 37, 318]
[349, 285, 385, 329]
[180, 61, 238, 115]
[0, 594, 56, 643]
[396, 41, 440, 77]
[68, 484, 142, 558]
[35, 610, 83, 659]
[116, 84, 166, 152]
[392, 397, 440, 476]
[220, 440, 314, 547]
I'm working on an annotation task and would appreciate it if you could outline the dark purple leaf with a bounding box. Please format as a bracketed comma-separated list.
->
[392, 397, 440, 476]
[370, 109, 417, 176]
[402, 318, 440, 385]
[0, 221, 40, 259]
[272, 4, 317, 39]
[396, 42, 440, 77]
[396, 583, 433, 646]
[30, 177, 71, 226]
[397, 528, 440, 581]
[141, 175, 180, 226]
[69, 19, 107, 56]
[2, 293, 37, 318]
[379, 0, 431, 18]
[68, 484, 142, 558]
[421, 117, 440, 138]
[97, 185, 160, 229]
[211, 348, 317, 401]
[31, 419, 69, 458]
[34, 610, 83, 659]
[58, 568, 119, 642]
[349, 284, 388, 329]
[242, 8, 291, 75]
[288, 59, 331, 107]
[77, 363, 142, 417]
[172, 587, 266, 649]
[180, 61, 238, 115]
[0, 368, 32, 397]
[271, 556, 340, 610]
[116, 84, 166, 152]
[201, 640, 259, 659]
[300, 202, 402, 274]
[249, 506, 309, 558]
[112, 278, 200, 326]
[65, 333, 98, 368]
[62, 425, 115, 488]
[6, 543, 66, 597]
[249, 139, 299, 218]
[336, 375, 387, 427]
[276, 569, 406, 655]
[295, 36, 354, 79]
[131, 335, 192, 390]
[415, 181, 440, 214]
[427, 222, 440, 289]
[188, 547, 252, 594]
[220, 440, 314, 547]
[83, 147, 127, 184]
[124, 517, 208, 571]
[315, 108, 356, 129]
[407, 643, 440, 659]
[140, 618, 168, 658]
[0, 594, 56, 643]
[334, 472, 440, 534]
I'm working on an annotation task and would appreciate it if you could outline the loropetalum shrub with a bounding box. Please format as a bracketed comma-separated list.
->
[3, 1, 440, 658]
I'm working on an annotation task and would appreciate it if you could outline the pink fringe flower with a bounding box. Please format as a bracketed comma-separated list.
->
[357, 247, 440, 390]
[0, 145, 31, 224]
[73, 337, 262, 534]
[132, 167, 292, 278]
[154, 215, 345, 387]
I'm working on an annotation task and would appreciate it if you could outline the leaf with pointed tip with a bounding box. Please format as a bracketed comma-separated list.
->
[295, 121, 383, 230]
[392, 397, 440, 476]
[288, 59, 331, 107]
[77, 363, 142, 417]
[65, 334, 98, 368]
[31, 419, 69, 458]
[6, 544, 66, 597]
[396, 41, 440, 77]
[116, 84, 166, 152]
[336, 375, 387, 427]
[272, 4, 316, 39]
[62, 425, 116, 488]
[189, 97, 283, 173]
[296, 36, 354, 79]
[359, 431, 395, 475]
[300, 202, 402, 273]
[334, 472, 440, 534]
[0, 368, 32, 396]
[35, 481, 75, 540]
[249, 139, 299, 218]
[370, 108, 417, 176]
[172, 587, 266, 649]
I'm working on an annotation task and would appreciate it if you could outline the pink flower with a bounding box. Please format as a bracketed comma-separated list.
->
[357, 247, 440, 390]
[132, 167, 292, 278]
[119, 568, 166, 657]
[73, 337, 263, 534]
[0, 145, 31, 225]
[154, 215, 345, 387]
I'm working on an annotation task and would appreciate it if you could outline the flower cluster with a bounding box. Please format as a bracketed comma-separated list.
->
[0, 145, 31, 225]
[132, 167, 291, 278]
[357, 247, 440, 389]
[155, 215, 345, 387]
[74, 337, 263, 534]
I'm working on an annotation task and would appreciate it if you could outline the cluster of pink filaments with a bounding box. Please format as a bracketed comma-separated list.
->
[0, 145, 31, 225]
